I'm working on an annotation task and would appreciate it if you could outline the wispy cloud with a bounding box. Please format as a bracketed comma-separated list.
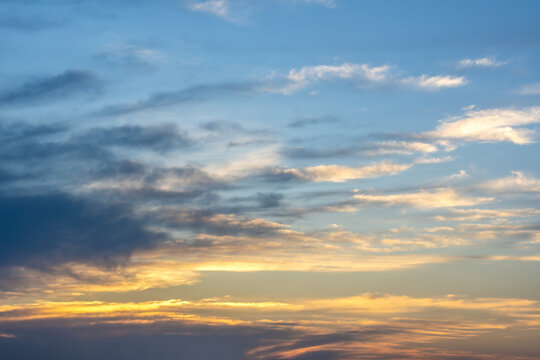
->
[276, 160, 413, 182]
[458, 57, 507, 68]
[520, 82, 540, 95]
[353, 188, 493, 209]
[298, 0, 337, 8]
[0, 70, 101, 106]
[186, 0, 337, 24]
[400, 74, 467, 90]
[97, 82, 256, 116]
[434, 208, 540, 222]
[78, 124, 194, 152]
[187, 0, 246, 24]
[264, 62, 466, 94]
[97, 42, 165, 68]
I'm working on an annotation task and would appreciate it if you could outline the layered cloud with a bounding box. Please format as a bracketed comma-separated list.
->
[2, 292, 540, 360]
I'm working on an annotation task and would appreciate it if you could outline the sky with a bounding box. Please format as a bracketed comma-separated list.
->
[1, 0, 540, 359]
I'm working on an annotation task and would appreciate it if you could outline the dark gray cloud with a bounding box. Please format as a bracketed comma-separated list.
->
[256, 192, 284, 208]
[283, 146, 362, 159]
[0, 193, 163, 269]
[97, 82, 257, 116]
[0, 122, 67, 141]
[0, 316, 298, 360]
[0, 122, 207, 195]
[79, 124, 194, 152]
[0, 317, 415, 360]
[288, 115, 339, 128]
[0, 71, 102, 106]
[199, 119, 244, 133]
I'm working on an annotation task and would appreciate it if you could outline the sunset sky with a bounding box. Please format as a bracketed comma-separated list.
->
[1, 1, 540, 359]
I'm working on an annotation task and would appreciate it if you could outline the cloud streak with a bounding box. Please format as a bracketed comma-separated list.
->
[264, 63, 466, 94]
[458, 57, 507, 68]
[353, 188, 493, 209]
[0, 71, 101, 106]
[97, 82, 256, 116]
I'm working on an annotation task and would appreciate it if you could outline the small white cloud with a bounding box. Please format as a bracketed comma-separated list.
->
[520, 83, 540, 95]
[188, 0, 245, 24]
[447, 170, 468, 180]
[458, 57, 507, 68]
[401, 74, 467, 90]
[297, 0, 337, 7]
[280, 63, 391, 94]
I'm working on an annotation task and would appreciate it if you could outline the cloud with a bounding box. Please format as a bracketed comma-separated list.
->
[520, 83, 540, 95]
[434, 208, 540, 222]
[0, 70, 101, 106]
[187, 0, 246, 24]
[0, 193, 163, 270]
[275, 157, 449, 183]
[427, 106, 540, 144]
[288, 115, 339, 128]
[199, 119, 245, 132]
[267, 63, 391, 94]
[297, 0, 337, 7]
[97, 82, 256, 116]
[0, 320, 265, 360]
[284, 140, 439, 159]
[79, 124, 194, 152]
[277, 160, 413, 182]
[367, 141, 439, 155]
[353, 188, 493, 209]
[97, 42, 165, 68]
[480, 171, 540, 193]
[458, 57, 507, 68]
[264, 63, 466, 94]
[446, 169, 468, 180]
[400, 74, 467, 90]
[2, 292, 540, 360]
[0, 122, 228, 208]
[186, 0, 337, 24]
[256, 192, 284, 208]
